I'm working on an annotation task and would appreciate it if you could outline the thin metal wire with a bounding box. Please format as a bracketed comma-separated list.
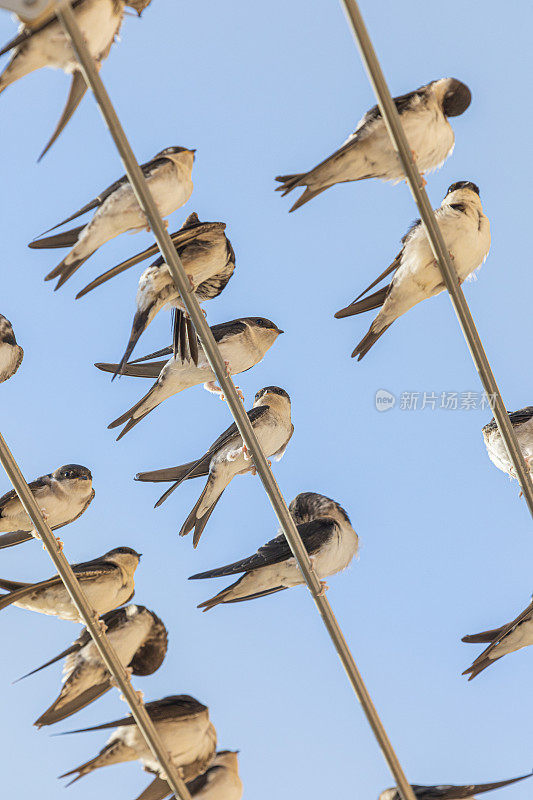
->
[340, 0, 533, 517]
[39, 2, 418, 799]
[0, 433, 192, 800]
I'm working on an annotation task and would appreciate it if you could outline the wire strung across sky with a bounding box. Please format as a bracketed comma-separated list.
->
[340, 0, 533, 520]
[4, 2, 528, 800]
[0, 1, 421, 798]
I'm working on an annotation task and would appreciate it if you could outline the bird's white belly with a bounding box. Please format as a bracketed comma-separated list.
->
[120, 716, 212, 768]
[81, 612, 152, 667]
[36, 0, 122, 72]
[14, 574, 123, 621]
[485, 419, 533, 475]
[0, 343, 19, 381]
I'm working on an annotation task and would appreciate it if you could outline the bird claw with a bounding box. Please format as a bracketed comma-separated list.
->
[316, 581, 329, 597]
[235, 386, 245, 402]
[54, 536, 64, 552]
[120, 688, 145, 703]
[186, 273, 195, 291]
[95, 617, 108, 634]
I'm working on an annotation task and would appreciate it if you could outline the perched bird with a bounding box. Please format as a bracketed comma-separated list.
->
[482, 407, 533, 481]
[136, 750, 242, 800]
[0, 546, 141, 621]
[462, 592, 533, 679]
[97, 317, 283, 439]
[135, 386, 294, 547]
[378, 774, 532, 800]
[190, 492, 358, 610]
[76, 213, 236, 372]
[28, 146, 195, 289]
[17, 605, 167, 726]
[0, 314, 23, 383]
[60, 695, 217, 785]
[0, 463, 94, 550]
[335, 181, 490, 359]
[276, 78, 471, 211]
[0, 0, 152, 159]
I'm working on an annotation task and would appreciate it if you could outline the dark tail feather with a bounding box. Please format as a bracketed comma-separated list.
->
[0, 29, 30, 58]
[112, 308, 152, 381]
[180, 490, 224, 548]
[35, 682, 111, 727]
[0, 530, 33, 550]
[335, 286, 389, 318]
[465, 774, 533, 795]
[197, 576, 245, 611]
[172, 310, 199, 366]
[95, 360, 166, 379]
[45, 253, 93, 290]
[15, 644, 79, 683]
[59, 753, 104, 786]
[462, 627, 504, 644]
[0, 578, 30, 592]
[134, 776, 172, 800]
[38, 71, 87, 161]
[29, 225, 85, 250]
[76, 248, 155, 299]
[199, 583, 286, 612]
[462, 655, 502, 681]
[115, 411, 152, 441]
[352, 323, 391, 361]
[274, 173, 304, 195]
[130, 346, 173, 363]
[135, 461, 205, 484]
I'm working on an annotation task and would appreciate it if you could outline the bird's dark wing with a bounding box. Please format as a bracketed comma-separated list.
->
[186, 766, 224, 796]
[408, 774, 532, 799]
[508, 406, 533, 426]
[206, 405, 269, 457]
[211, 320, 248, 344]
[130, 612, 168, 676]
[0, 475, 49, 512]
[133, 776, 172, 800]
[0, 562, 116, 611]
[16, 643, 81, 682]
[95, 360, 168, 379]
[351, 250, 403, 304]
[61, 695, 207, 733]
[190, 518, 338, 579]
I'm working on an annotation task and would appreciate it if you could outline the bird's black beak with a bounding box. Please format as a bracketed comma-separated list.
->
[277, 328, 284, 334]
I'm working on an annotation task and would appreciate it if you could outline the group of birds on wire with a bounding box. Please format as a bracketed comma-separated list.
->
[0, 1, 533, 799]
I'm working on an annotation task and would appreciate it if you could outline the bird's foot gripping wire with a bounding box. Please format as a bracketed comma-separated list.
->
[316, 581, 329, 597]
[94, 616, 108, 635]
[54, 536, 64, 552]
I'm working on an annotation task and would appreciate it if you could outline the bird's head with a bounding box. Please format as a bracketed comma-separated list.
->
[443, 180, 482, 209]
[245, 317, 284, 347]
[103, 547, 142, 571]
[253, 386, 291, 410]
[289, 492, 352, 527]
[157, 146, 196, 170]
[53, 464, 92, 484]
[213, 751, 240, 773]
[434, 78, 472, 117]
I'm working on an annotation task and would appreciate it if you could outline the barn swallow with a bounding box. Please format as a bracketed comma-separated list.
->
[136, 750, 242, 800]
[462, 592, 533, 679]
[0, 546, 140, 621]
[17, 604, 167, 725]
[60, 695, 217, 785]
[97, 317, 283, 439]
[190, 492, 358, 610]
[76, 213, 236, 372]
[0, 314, 23, 383]
[482, 406, 533, 482]
[335, 181, 491, 359]
[0, 464, 94, 550]
[276, 78, 471, 211]
[135, 387, 294, 547]
[28, 146, 195, 289]
[0, 0, 152, 159]
[378, 774, 532, 800]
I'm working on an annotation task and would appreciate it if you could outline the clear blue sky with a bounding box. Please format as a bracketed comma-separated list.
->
[0, 1, 532, 798]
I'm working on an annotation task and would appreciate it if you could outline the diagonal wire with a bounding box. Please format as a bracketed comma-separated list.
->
[0, 1, 417, 798]
[0, 433, 192, 800]
[340, 0, 533, 517]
